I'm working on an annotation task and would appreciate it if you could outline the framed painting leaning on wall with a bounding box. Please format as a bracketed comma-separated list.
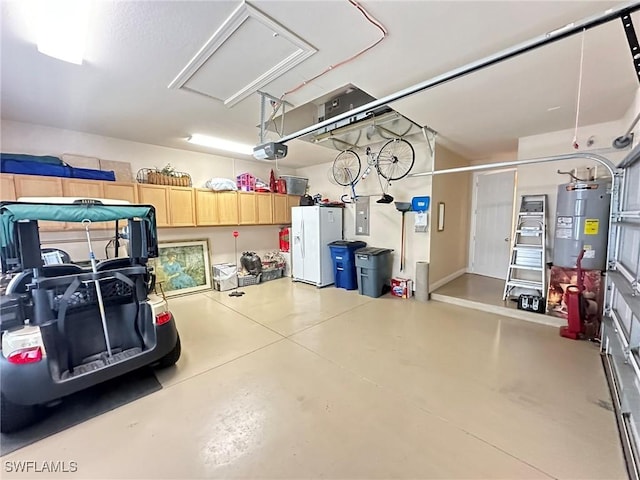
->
[150, 239, 212, 297]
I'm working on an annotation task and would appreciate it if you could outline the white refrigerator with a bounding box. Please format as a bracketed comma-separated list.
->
[291, 206, 343, 287]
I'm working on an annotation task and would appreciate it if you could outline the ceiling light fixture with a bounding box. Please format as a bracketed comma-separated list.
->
[187, 134, 254, 155]
[34, 0, 91, 65]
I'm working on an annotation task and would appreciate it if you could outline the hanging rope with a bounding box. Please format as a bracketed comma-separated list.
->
[572, 29, 586, 150]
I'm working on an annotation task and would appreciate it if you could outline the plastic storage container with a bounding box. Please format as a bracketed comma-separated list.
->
[280, 175, 308, 195]
[355, 247, 393, 298]
[236, 173, 256, 192]
[238, 273, 261, 287]
[329, 240, 367, 290]
[262, 267, 284, 282]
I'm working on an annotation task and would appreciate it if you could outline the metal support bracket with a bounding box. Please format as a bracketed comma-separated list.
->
[257, 91, 293, 144]
[421, 126, 437, 159]
[621, 11, 640, 83]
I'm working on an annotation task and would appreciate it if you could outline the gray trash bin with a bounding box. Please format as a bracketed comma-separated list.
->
[355, 247, 393, 298]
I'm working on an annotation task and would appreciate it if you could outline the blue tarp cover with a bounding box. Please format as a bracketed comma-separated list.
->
[1, 157, 115, 181]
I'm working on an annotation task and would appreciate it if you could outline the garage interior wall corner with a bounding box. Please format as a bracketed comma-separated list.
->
[429, 143, 472, 290]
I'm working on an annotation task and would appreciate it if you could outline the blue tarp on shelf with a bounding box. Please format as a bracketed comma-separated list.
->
[0, 154, 115, 181]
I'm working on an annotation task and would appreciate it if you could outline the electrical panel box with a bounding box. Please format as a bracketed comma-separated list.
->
[355, 196, 370, 236]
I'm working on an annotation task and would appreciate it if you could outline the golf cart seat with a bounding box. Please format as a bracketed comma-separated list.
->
[6, 264, 86, 295]
[41, 248, 71, 264]
[96, 257, 131, 271]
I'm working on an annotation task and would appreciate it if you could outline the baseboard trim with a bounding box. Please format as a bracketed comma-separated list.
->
[429, 268, 467, 293]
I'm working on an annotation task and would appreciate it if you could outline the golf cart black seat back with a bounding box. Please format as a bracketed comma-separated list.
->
[0, 200, 180, 433]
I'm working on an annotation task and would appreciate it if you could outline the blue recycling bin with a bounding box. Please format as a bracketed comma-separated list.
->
[329, 241, 367, 290]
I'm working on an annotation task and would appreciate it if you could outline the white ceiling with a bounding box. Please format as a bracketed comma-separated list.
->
[1, 1, 638, 168]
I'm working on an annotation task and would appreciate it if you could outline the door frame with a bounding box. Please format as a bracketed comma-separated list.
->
[468, 168, 518, 275]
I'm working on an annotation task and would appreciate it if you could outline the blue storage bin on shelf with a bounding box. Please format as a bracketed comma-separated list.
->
[329, 240, 367, 290]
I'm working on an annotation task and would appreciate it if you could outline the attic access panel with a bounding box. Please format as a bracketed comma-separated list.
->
[168, 1, 316, 107]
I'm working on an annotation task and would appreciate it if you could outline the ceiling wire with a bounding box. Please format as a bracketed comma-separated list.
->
[572, 29, 586, 150]
[266, 0, 388, 131]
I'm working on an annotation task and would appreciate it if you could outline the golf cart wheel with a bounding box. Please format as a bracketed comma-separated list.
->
[0, 392, 41, 433]
[155, 335, 181, 369]
[332, 150, 361, 186]
[376, 138, 415, 181]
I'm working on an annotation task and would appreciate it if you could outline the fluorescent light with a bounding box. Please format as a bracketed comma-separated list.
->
[35, 0, 90, 65]
[187, 134, 254, 155]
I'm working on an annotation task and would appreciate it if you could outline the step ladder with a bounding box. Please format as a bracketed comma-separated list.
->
[502, 194, 547, 300]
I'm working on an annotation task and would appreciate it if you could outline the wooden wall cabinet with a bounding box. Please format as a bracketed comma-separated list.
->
[1, 174, 298, 228]
[195, 189, 219, 226]
[168, 187, 196, 226]
[217, 192, 239, 225]
[272, 194, 288, 224]
[14, 174, 63, 199]
[137, 184, 170, 227]
[1, 174, 16, 201]
[103, 182, 138, 203]
[238, 192, 258, 225]
[256, 193, 273, 224]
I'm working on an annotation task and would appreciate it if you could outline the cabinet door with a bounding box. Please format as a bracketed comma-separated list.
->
[14, 175, 64, 231]
[256, 193, 273, 224]
[169, 187, 195, 226]
[14, 175, 63, 198]
[138, 185, 170, 227]
[62, 179, 104, 199]
[195, 189, 219, 225]
[217, 192, 239, 225]
[103, 182, 138, 203]
[272, 194, 288, 224]
[62, 180, 108, 230]
[286, 195, 300, 224]
[238, 192, 257, 225]
[1, 174, 16, 201]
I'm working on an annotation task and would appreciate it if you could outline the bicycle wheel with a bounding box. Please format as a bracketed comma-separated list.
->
[332, 150, 361, 186]
[376, 138, 415, 181]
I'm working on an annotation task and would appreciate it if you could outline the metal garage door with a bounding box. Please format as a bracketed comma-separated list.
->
[602, 143, 640, 479]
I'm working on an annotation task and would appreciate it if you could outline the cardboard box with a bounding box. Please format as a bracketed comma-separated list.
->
[99, 159, 133, 182]
[391, 277, 413, 299]
[213, 263, 238, 291]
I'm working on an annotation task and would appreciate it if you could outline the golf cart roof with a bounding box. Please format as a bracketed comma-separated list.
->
[1, 199, 154, 224]
[0, 199, 157, 250]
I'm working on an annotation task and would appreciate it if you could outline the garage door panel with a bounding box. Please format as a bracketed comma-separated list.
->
[619, 227, 640, 277]
[623, 163, 640, 210]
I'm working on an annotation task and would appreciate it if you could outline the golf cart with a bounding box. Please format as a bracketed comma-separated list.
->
[0, 199, 181, 433]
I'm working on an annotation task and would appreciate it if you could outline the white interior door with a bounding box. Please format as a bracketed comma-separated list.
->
[470, 170, 515, 279]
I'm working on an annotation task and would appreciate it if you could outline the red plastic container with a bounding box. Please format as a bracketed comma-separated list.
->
[279, 227, 290, 252]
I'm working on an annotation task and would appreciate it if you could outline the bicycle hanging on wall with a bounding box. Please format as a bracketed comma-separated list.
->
[332, 137, 415, 204]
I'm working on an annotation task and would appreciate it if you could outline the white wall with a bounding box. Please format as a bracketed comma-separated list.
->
[295, 132, 433, 283]
[1, 120, 295, 267]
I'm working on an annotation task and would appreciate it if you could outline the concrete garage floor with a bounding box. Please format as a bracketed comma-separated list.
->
[2, 278, 625, 479]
